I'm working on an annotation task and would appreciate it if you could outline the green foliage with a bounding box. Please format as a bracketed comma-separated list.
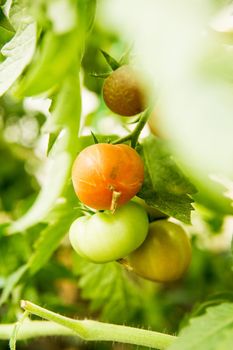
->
[0, 7, 14, 32]
[27, 202, 79, 276]
[0, 139, 37, 212]
[0, 1, 36, 96]
[168, 303, 233, 350]
[0, 264, 27, 306]
[138, 135, 196, 223]
[73, 255, 144, 323]
[16, 30, 81, 97]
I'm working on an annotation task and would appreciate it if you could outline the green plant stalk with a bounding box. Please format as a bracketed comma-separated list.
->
[20, 300, 176, 349]
[9, 311, 29, 350]
[113, 107, 152, 147]
[131, 107, 152, 148]
[0, 321, 79, 340]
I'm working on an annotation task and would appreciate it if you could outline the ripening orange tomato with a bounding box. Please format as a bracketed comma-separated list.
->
[72, 143, 144, 210]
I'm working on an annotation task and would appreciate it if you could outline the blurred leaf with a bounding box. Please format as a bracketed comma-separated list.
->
[0, 7, 14, 32]
[16, 30, 80, 97]
[138, 135, 196, 223]
[77, 0, 96, 33]
[28, 204, 79, 275]
[7, 73, 81, 234]
[47, 0, 77, 34]
[0, 233, 31, 276]
[100, 49, 120, 70]
[192, 176, 233, 217]
[44, 72, 81, 133]
[168, 303, 233, 350]
[187, 292, 233, 322]
[46, 131, 59, 156]
[7, 131, 73, 234]
[119, 46, 132, 65]
[0, 2, 36, 96]
[0, 139, 37, 212]
[0, 189, 79, 304]
[0, 264, 28, 306]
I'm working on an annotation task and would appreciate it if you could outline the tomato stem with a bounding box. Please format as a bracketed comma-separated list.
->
[117, 258, 134, 271]
[112, 107, 152, 148]
[131, 107, 152, 148]
[19, 300, 177, 349]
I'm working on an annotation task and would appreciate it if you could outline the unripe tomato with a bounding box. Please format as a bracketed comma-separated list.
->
[103, 65, 146, 116]
[69, 201, 149, 263]
[126, 220, 192, 282]
[72, 143, 144, 210]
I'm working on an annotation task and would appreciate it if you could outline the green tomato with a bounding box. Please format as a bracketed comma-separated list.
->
[126, 220, 192, 282]
[69, 201, 149, 263]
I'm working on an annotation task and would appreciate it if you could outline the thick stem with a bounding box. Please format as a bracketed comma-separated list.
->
[0, 321, 79, 341]
[20, 300, 176, 349]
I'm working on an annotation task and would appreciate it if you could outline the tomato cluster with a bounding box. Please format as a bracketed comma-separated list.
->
[69, 65, 192, 282]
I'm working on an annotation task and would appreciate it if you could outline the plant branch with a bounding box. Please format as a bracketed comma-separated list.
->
[112, 133, 132, 145]
[131, 107, 152, 148]
[20, 300, 176, 349]
[112, 107, 152, 147]
[0, 321, 79, 341]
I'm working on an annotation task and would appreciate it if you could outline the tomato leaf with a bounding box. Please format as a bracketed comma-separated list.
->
[0, 264, 28, 306]
[138, 135, 196, 223]
[0, 7, 15, 32]
[28, 202, 80, 275]
[0, 2, 36, 96]
[16, 30, 80, 97]
[73, 255, 143, 323]
[168, 303, 233, 350]
[7, 73, 81, 234]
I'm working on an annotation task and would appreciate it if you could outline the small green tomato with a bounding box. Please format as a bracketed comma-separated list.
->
[69, 201, 149, 263]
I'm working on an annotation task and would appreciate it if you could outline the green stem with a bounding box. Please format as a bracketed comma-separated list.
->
[131, 107, 152, 148]
[0, 321, 79, 341]
[112, 133, 132, 145]
[9, 311, 29, 350]
[20, 300, 176, 349]
[112, 108, 152, 147]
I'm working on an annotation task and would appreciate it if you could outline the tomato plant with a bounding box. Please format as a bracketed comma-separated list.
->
[103, 65, 146, 116]
[69, 201, 149, 263]
[0, 1, 233, 350]
[126, 220, 192, 282]
[72, 143, 144, 210]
